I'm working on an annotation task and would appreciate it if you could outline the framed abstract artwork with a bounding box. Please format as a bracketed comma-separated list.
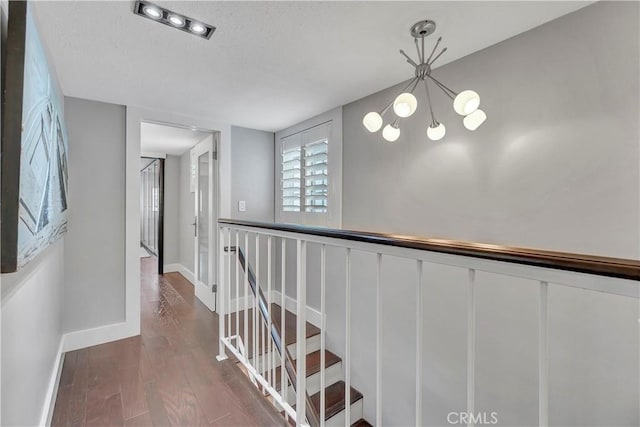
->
[1, 1, 69, 273]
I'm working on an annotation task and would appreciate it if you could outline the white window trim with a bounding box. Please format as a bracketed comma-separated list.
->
[275, 107, 342, 228]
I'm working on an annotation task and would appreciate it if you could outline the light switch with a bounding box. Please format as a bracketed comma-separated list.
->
[238, 200, 246, 212]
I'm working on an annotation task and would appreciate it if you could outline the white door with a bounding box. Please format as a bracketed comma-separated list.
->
[192, 135, 217, 311]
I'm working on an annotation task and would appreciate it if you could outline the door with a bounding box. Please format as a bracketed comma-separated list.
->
[192, 135, 217, 310]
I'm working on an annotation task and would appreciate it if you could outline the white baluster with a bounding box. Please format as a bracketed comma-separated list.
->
[244, 232, 249, 363]
[345, 248, 352, 427]
[216, 227, 227, 361]
[253, 233, 258, 373]
[320, 244, 327, 427]
[281, 238, 287, 411]
[376, 253, 382, 426]
[467, 269, 476, 427]
[235, 230, 240, 351]
[267, 235, 273, 388]
[416, 260, 423, 427]
[256, 234, 262, 376]
[539, 281, 549, 427]
[296, 239, 307, 426]
[226, 228, 231, 341]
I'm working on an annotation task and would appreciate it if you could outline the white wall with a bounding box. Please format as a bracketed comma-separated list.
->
[63, 97, 127, 333]
[231, 126, 275, 222]
[163, 155, 180, 265]
[178, 149, 196, 274]
[342, 1, 639, 260]
[1, 239, 65, 427]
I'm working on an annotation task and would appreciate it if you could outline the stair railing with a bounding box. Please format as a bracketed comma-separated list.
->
[217, 219, 639, 427]
[221, 244, 320, 427]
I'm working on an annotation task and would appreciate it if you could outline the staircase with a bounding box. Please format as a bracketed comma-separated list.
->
[224, 247, 371, 426]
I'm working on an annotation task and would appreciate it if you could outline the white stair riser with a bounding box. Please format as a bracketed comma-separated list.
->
[276, 361, 343, 399]
[325, 398, 364, 426]
[288, 334, 321, 359]
[306, 362, 343, 395]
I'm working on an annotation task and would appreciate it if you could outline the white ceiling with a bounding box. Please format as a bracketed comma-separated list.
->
[33, 1, 592, 133]
[141, 122, 210, 155]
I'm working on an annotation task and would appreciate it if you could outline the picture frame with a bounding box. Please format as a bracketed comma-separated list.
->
[1, 1, 69, 273]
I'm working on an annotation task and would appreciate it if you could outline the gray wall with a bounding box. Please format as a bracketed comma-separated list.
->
[179, 149, 195, 272]
[63, 97, 126, 332]
[1, 239, 65, 427]
[342, 1, 639, 260]
[163, 155, 180, 265]
[231, 126, 275, 222]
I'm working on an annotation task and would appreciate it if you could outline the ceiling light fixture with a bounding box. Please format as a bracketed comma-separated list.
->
[189, 22, 207, 35]
[142, 5, 162, 19]
[167, 14, 186, 28]
[363, 19, 487, 142]
[133, 1, 216, 40]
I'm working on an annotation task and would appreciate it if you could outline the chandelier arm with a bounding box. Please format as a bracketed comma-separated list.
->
[414, 38, 422, 64]
[425, 36, 442, 64]
[428, 47, 448, 67]
[423, 79, 437, 125]
[379, 76, 420, 115]
[427, 74, 457, 99]
[399, 49, 418, 67]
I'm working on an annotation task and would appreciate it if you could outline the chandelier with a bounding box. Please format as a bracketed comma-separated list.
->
[363, 20, 487, 142]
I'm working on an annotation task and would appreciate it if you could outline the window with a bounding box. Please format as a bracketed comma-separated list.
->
[275, 108, 342, 227]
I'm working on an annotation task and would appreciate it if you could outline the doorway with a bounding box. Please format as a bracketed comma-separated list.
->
[140, 157, 164, 274]
[138, 120, 219, 312]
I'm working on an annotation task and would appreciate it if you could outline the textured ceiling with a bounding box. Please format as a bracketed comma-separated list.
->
[33, 1, 591, 133]
[141, 122, 210, 155]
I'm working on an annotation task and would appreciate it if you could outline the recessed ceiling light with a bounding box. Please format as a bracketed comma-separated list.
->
[133, 1, 216, 40]
[142, 5, 162, 20]
[189, 22, 207, 35]
[167, 14, 185, 27]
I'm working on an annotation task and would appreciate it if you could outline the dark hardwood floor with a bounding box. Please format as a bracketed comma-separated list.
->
[51, 256, 285, 426]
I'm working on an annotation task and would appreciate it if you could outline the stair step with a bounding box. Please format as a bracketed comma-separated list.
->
[310, 380, 363, 422]
[351, 419, 373, 427]
[225, 303, 320, 359]
[272, 349, 341, 390]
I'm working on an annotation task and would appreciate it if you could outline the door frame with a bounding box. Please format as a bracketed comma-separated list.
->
[191, 134, 218, 310]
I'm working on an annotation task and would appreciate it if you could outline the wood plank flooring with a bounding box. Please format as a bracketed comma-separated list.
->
[52, 257, 285, 427]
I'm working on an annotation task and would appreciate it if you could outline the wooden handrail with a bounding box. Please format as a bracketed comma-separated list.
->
[219, 219, 639, 281]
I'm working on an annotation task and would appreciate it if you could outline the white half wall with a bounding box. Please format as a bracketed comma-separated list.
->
[1, 239, 65, 427]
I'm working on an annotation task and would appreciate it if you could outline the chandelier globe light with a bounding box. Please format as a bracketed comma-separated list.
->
[363, 19, 487, 142]
[363, 111, 384, 132]
[382, 120, 401, 142]
[427, 122, 446, 141]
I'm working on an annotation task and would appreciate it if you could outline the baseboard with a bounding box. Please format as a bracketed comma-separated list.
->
[62, 321, 138, 353]
[272, 291, 322, 328]
[41, 337, 65, 427]
[164, 263, 195, 285]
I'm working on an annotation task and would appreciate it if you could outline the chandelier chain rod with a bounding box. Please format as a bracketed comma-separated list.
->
[414, 38, 422, 64]
[427, 74, 457, 100]
[423, 79, 437, 125]
[428, 47, 448, 67]
[399, 49, 418, 67]
[425, 36, 442, 65]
